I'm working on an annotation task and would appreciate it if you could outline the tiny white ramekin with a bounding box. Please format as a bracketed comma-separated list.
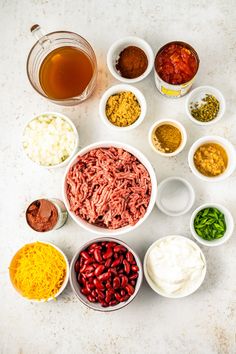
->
[143, 235, 207, 298]
[148, 119, 187, 156]
[9, 241, 69, 302]
[63, 141, 157, 236]
[156, 177, 195, 216]
[188, 135, 236, 182]
[99, 84, 147, 131]
[190, 203, 234, 247]
[107, 36, 154, 83]
[186, 86, 226, 126]
[22, 111, 79, 169]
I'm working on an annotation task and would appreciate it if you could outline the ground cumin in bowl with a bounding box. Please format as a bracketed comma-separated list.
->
[148, 119, 187, 157]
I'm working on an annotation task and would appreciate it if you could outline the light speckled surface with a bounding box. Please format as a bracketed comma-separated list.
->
[1, 1, 236, 353]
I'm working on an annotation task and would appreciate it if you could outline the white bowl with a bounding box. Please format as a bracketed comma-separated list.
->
[63, 141, 157, 236]
[186, 86, 226, 126]
[188, 135, 236, 182]
[156, 177, 195, 216]
[190, 203, 234, 247]
[143, 235, 207, 298]
[107, 36, 154, 83]
[9, 241, 69, 302]
[148, 119, 187, 156]
[70, 237, 143, 312]
[22, 111, 79, 169]
[99, 84, 147, 131]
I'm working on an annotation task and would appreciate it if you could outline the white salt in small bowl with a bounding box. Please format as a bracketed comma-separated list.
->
[156, 177, 195, 216]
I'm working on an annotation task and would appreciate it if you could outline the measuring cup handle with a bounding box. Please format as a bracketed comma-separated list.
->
[30, 24, 51, 47]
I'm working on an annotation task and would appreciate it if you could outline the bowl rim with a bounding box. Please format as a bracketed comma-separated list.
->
[156, 176, 195, 216]
[185, 85, 226, 126]
[190, 202, 234, 247]
[143, 235, 207, 298]
[107, 36, 154, 83]
[22, 111, 79, 169]
[99, 83, 147, 131]
[9, 241, 69, 302]
[188, 135, 236, 182]
[148, 118, 187, 157]
[69, 237, 143, 312]
[62, 140, 157, 235]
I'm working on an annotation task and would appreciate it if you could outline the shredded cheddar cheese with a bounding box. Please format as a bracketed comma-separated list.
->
[9, 242, 67, 301]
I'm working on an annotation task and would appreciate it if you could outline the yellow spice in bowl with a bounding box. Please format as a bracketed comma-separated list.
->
[194, 143, 228, 177]
[105, 91, 141, 127]
[9, 242, 67, 301]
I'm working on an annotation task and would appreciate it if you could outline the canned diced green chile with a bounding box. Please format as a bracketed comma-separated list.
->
[154, 41, 200, 98]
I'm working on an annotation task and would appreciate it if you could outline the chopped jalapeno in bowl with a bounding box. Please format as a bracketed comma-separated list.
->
[190, 203, 234, 247]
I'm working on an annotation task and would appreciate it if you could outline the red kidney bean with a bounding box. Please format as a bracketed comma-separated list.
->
[93, 279, 104, 290]
[86, 282, 95, 291]
[125, 284, 135, 296]
[120, 275, 128, 288]
[120, 289, 126, 296]
[79, 264, 87, 274]
[106, 242, 117, 248]
[129, 273, 138, 280]
[94, 248, 103, 263]
[84, 271, 94, 279]
[101, 301, 109, 307]
[114, 245, 127, 253]
[104, 258, 112, 268]
[81, 287, 90, 296]
[91, 290, 97, 298]
[122, 294, 130, 302]
[130, 280, 136, 286]
[113, 276, 120, 289]
[123, 260, 130, 274]
[114, 292, 122, 302]
[106, 288, 114, 297]
[97, 290, 105, 299]
[98, 272, 110, 282]
[101, 241, 107, 246]
[109, 300, 118, 306]
[94, 264, 105, 277]
[87, 295, 96, 302]
[131, 265, 139, 272]
[74, 260, 80, 273]
[118, 268, 124, 274]
[111, 258, 120, 267]
[88, 242, 98, 251]
[108, 268, 117, 276]
[103, 247, 113, 260]
[84, 265, 94, 273]
[84, 257, 94, 265]
[113, 252, 119, 259]
[80, 251, 90, 260]
[126, 251, 134, 264]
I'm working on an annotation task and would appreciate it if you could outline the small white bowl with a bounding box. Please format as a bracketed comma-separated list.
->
[156, 177, 195, 216]
[9, 241, 69, 302]
[143, 235, 206, 298]
[188, 135, 236, 182]
[190, 203, 234, 247]
[148, 119, 187, 156]
[70, 237, 143, 312]
[99, 84, 147, 131]
[22, 112, 79, 169]
[107, 36, 154, 83]
[63, 141, 157, 236]
[186, 86, 226, 126]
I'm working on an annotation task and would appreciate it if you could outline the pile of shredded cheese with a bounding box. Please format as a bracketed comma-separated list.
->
[9, 242, 67, 301]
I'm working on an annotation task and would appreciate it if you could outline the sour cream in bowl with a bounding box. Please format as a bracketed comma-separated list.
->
[22, 112, 79, 169]
[144, 235, 206, 298]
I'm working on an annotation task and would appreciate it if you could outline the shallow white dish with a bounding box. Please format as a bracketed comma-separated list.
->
[148, 119, 187, 157]
[190, 203, 234, 247]
[9, 241, 69, 302]
[63, 141, 157, 236]
[156, 177, 195, 216]
[107, 36, 154, 83]
[188, 135, 236, 182]
[99, 84, 147, 131]
[143, 235, 207, 298]
[22, 112, 79, 169]
[186, 85, 226, 126]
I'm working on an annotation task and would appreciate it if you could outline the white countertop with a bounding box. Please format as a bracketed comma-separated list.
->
[1, 1, 236, 353]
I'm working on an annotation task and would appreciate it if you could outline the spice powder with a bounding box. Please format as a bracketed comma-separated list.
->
[152, 124, 182, 153]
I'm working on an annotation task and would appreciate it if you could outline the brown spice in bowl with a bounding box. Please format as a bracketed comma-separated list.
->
[152, 124, 182, 153]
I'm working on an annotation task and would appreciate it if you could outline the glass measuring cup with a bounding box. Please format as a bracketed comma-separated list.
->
[27, 25, 97, 106]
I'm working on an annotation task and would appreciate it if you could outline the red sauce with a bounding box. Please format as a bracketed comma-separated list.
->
[155, 43, 198, 85]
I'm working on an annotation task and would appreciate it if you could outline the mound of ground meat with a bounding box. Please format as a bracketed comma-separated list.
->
[66, 147, 152, 229]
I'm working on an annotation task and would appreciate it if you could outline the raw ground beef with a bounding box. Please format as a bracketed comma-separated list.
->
[66, 147, 152, 229]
